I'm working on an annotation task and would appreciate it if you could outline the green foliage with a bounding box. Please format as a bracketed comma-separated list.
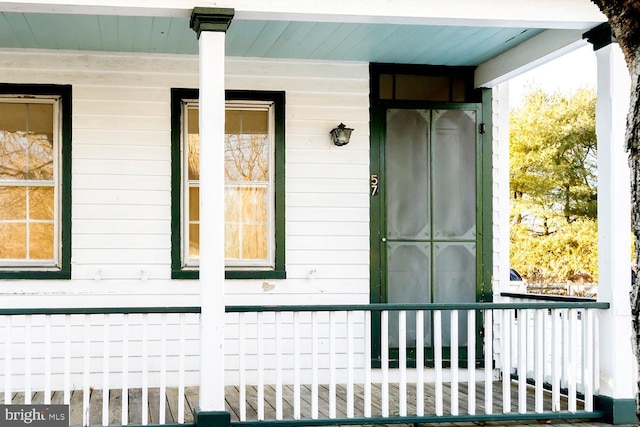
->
[511, 218, 598, 283]
[510, 87, 598, 283]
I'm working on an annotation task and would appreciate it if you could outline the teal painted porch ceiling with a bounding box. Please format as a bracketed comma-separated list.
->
[0, 11, 544, 66]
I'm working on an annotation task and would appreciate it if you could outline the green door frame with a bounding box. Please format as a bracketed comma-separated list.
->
[368, 65, 494, 364]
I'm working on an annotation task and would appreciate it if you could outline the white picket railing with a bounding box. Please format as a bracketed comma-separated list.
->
[501, 294, 601, 410]
[0, 307, 201, 427]
[0, 302, 608, 427]
[224, 302, 608, 424]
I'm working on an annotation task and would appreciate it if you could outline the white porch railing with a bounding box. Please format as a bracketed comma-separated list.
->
[500, 293, 602, 407]
[224, 302, 608, 425]
[0, 302, 609, 427]
[0, 307, 201, 427]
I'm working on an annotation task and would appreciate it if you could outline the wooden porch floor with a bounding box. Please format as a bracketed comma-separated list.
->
[3, 383, 620, 427]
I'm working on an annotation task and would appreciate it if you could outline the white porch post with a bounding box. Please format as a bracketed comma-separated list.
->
[585, 24, 637, 424]
[190, 7, 234, 414]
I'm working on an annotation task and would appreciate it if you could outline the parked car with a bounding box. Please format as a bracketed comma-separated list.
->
[509, 268, 527, 293]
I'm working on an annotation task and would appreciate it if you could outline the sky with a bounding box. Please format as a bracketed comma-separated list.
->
[508, 44, 597, 107]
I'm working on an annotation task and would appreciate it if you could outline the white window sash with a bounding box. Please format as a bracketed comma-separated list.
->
[181, 99, 276, 270]
[0, 96, 61, 268]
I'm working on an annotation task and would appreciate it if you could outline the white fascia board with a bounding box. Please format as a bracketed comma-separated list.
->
[1, 0, 605, 29]
[474, 29, 591, 88]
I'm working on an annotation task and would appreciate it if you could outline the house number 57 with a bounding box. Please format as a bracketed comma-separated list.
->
[370, 174, 379, 196]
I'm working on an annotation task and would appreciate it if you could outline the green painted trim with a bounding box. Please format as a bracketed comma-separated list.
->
[369, 66, 487, 363]
[170, 89, 286, 280]
[229, 411, 603, 427]
[172, 269, 287, 280]
[226, 270, 286, 280]
[0, 301, 607, 316]
[0, 83, 72, 280]
[595, 396, 638, 425]
[480, 88, 493, 302]
[193, 409, 230, 427]
[226, 301, 609, 312]
[170, 88, 195, 279]
[0, 307, 201, 315]
[368, 64, 384, 306]
[583, 23, 616, 51]
[501, 291, 597, 303]
[190, 8, 235, 38]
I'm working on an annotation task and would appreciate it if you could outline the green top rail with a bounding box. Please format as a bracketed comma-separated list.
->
[0, 306, 202, 316]
[0, 301, 609, 316]
[225, 301, 609, 312]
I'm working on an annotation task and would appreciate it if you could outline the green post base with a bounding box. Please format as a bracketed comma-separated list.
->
[193, 408, 231, 427]
[594, 396, 638, 425]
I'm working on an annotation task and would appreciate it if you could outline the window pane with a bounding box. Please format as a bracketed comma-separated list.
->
[187, 133, 199, 181]
[226, 109, 269, 134]
[225, 223, 240, 259]
[29, 187, 54, 220]
[395, 75, 450, 101]
[225, 109, 269, 182]
[225, 188, 241, 222]
[0, 103, 54, 181]
[0, 102, 27, 133]
[0, 186, 26, 220]
[28, 132, 54, 180]
[189, 186, 199, 222]
[452, 77, 467, 102]
[0, 223, 26, 258]
[189, 223, 199, 259]
[0, 129, 29, 180]
[225, 187, 268, 262]
[379, 74, 393, 99]
[187, 105, 199, 135]
[29, 223, 54, 259]
[241, 187, 268, 222]
[242, 224, 267, 259]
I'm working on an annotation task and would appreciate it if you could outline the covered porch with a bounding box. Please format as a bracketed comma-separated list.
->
[0, 0, 636, 426]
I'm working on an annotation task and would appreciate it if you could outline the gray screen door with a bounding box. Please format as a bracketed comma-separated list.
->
[384, 108, 478, 347]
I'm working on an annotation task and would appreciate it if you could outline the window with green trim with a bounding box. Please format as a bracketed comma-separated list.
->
[171, 89, 286, 279]
[0, 84, 71, 279]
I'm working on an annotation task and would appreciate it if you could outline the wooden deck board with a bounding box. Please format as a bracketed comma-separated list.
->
[5, 382, 611, 427]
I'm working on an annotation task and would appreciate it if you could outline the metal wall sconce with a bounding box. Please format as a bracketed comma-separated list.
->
[330, 123, 353, 146]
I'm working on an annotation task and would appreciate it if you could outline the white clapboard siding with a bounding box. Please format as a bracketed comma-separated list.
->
[287, 177, 365, 194]
[0, 49, 369, 293]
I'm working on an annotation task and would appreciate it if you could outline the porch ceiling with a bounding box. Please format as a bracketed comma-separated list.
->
[0, 11, 555, 66]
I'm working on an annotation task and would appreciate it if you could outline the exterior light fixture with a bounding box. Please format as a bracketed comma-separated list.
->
[330, 123, 353, 146]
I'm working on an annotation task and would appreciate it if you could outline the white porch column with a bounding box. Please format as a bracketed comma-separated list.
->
[190, 7, 234, 413]
[491, 82, 512, 297]
[586, 24, 637, 424]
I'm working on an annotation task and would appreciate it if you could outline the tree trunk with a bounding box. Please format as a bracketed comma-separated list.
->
[628, 53, 640, 418]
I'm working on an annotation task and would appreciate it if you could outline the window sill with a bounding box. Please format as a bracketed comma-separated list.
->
[172, 269, 286, 280]
[0, 268, 71, 280]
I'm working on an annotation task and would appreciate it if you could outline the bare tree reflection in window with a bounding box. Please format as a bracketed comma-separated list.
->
[186, 106, 271, 263]
[0, 102, 55, 262]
